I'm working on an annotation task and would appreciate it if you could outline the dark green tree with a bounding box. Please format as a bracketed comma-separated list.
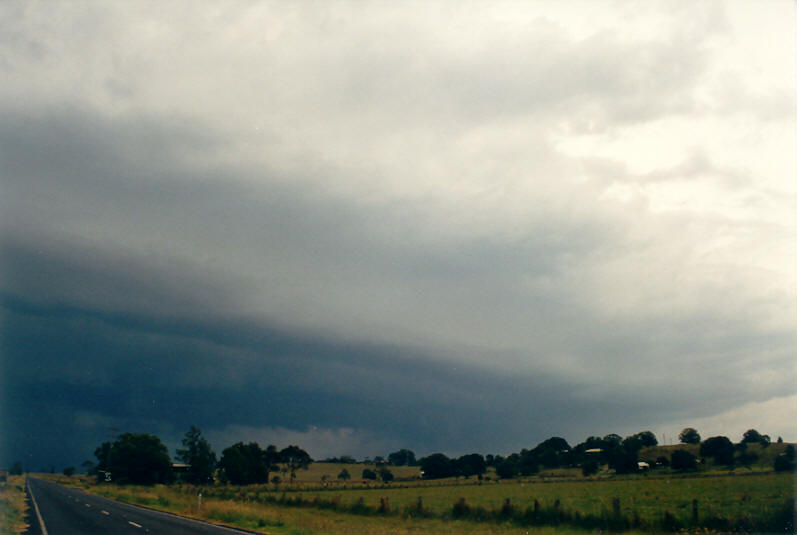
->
[455, 453, 486, 478]
[219, 442, 270, 485]
[9, 461, 23, 475]
[63, 466, 76, 477]
[741, 429, 763, 444]
[279, 445, 312, 483]
[419, 453, 455, 479]
[495, 458, 517, 479]
[337, 468, 351, 480]
[379, 467, 394, 482]
[679, 427, 701, 444]
[94, 433, 172, 484]
[670, 450, 697, 471]
[629, 431, 658, 447]
[362, 468, 377, 480]
[700, 436, 735, 465]
[175, 426, 217, 484]
[387, 449, 416, 466]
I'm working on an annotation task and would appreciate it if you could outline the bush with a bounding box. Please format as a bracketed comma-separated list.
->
[671, 450, 697, 471]
[700, 436, 735, 466]
[362, 468, 377, 480]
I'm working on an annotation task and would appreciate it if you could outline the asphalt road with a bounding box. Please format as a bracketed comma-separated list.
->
[26, 477, 255, 535]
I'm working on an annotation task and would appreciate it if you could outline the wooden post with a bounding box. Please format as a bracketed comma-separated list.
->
[612, 497, 621, 517]
[692, 499, 698, 523]
[197, 492, 202, 511]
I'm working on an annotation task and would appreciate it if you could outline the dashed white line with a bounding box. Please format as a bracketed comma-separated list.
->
[101, 510, 110, 515]
[85, 503, 92, 507]
[128, 521, 143, 528]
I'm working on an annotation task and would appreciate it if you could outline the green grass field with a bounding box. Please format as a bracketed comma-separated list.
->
[48, 464, 795, 534]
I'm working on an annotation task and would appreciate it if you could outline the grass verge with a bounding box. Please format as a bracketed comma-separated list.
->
[0, 475, 29, 534]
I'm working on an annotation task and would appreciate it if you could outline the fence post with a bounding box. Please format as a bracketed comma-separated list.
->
[612, 497, 621, 517]
[692, 499, 698, 523]
[197, 492, 202, 511]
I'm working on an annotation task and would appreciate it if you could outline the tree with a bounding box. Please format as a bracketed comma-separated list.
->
[362, 468, 377, 480]
[533, 437, 571, 453]
[9, 461, 23, 475]
[337, 468, 351, 480]
[741, 429, 763, 444]
[387, 449, 416, 466]
[280, 445, 312, 483]
[495, 458, 517, 479]
[94, 433, 172, 484]
[419, 453, 455, 479]
[455, 453, 486, 479]
[219, 442, 270, 485]
[700, 436, 734, 466]
[671, 450, 697, 471]
[629, 431, 658, 447]
[63, 466, 76, 477]
[679, 428, 701, 445]
[379, 468, 394, 482]
[175, 426, 217, 484]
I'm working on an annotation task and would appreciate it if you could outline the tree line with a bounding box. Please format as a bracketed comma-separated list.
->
[90, 425, 311, 485]
[78, 425, 793, 486]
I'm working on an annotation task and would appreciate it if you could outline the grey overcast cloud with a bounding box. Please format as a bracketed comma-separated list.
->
[1, 1, 795, 470]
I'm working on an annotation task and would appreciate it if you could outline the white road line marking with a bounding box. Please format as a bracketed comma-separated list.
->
[128, 521, 143, 528]
[26, 481, 49, 535]
[101, 510, 110, 515]
[85, 503, 92, 507]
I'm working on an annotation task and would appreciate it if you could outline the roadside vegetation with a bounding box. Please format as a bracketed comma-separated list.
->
[0, 475, 29, 534]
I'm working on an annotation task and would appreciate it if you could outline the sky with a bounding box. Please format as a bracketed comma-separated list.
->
[1, 1, 795, 471]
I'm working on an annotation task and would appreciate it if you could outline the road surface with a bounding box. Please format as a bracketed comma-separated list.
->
[26, 477, 255, 534]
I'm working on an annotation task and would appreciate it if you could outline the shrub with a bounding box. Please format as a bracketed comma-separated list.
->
[671, 450, 697, 471]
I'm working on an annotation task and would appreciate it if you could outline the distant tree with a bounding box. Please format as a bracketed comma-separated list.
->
[629, 431, 658, 447]
[175, 426, 217, 484]
[338, 455, 356, 464]
[419, 453, 455, 479]
[678, 428, 701, 445]
[777, 436, 783, 443]
[94, 433, 172, 484]
[9, 461, 23, 475]
[495, 458, 517, 479]
[700, 436, 735, 465]
[608, 447, 638, 474]
[280, 445, 312, 483]
[63, 466, 76, 477]
[362, 468, 377, 480]
[671, 450, 697, 471]
[219, 442, 270, 485]
[603, 434, 623, 446]
[379, 468, 394, 482]
[337, 468, 351, 480]
[455, 453, 486, 478]
[533, 437, 571, 453]
[741, 429, 763, 444]
[760, 435, 771, 448]
[271, 475, 281, 485]
[786, 445, 796, 461]
[387, 449, 416, 466]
